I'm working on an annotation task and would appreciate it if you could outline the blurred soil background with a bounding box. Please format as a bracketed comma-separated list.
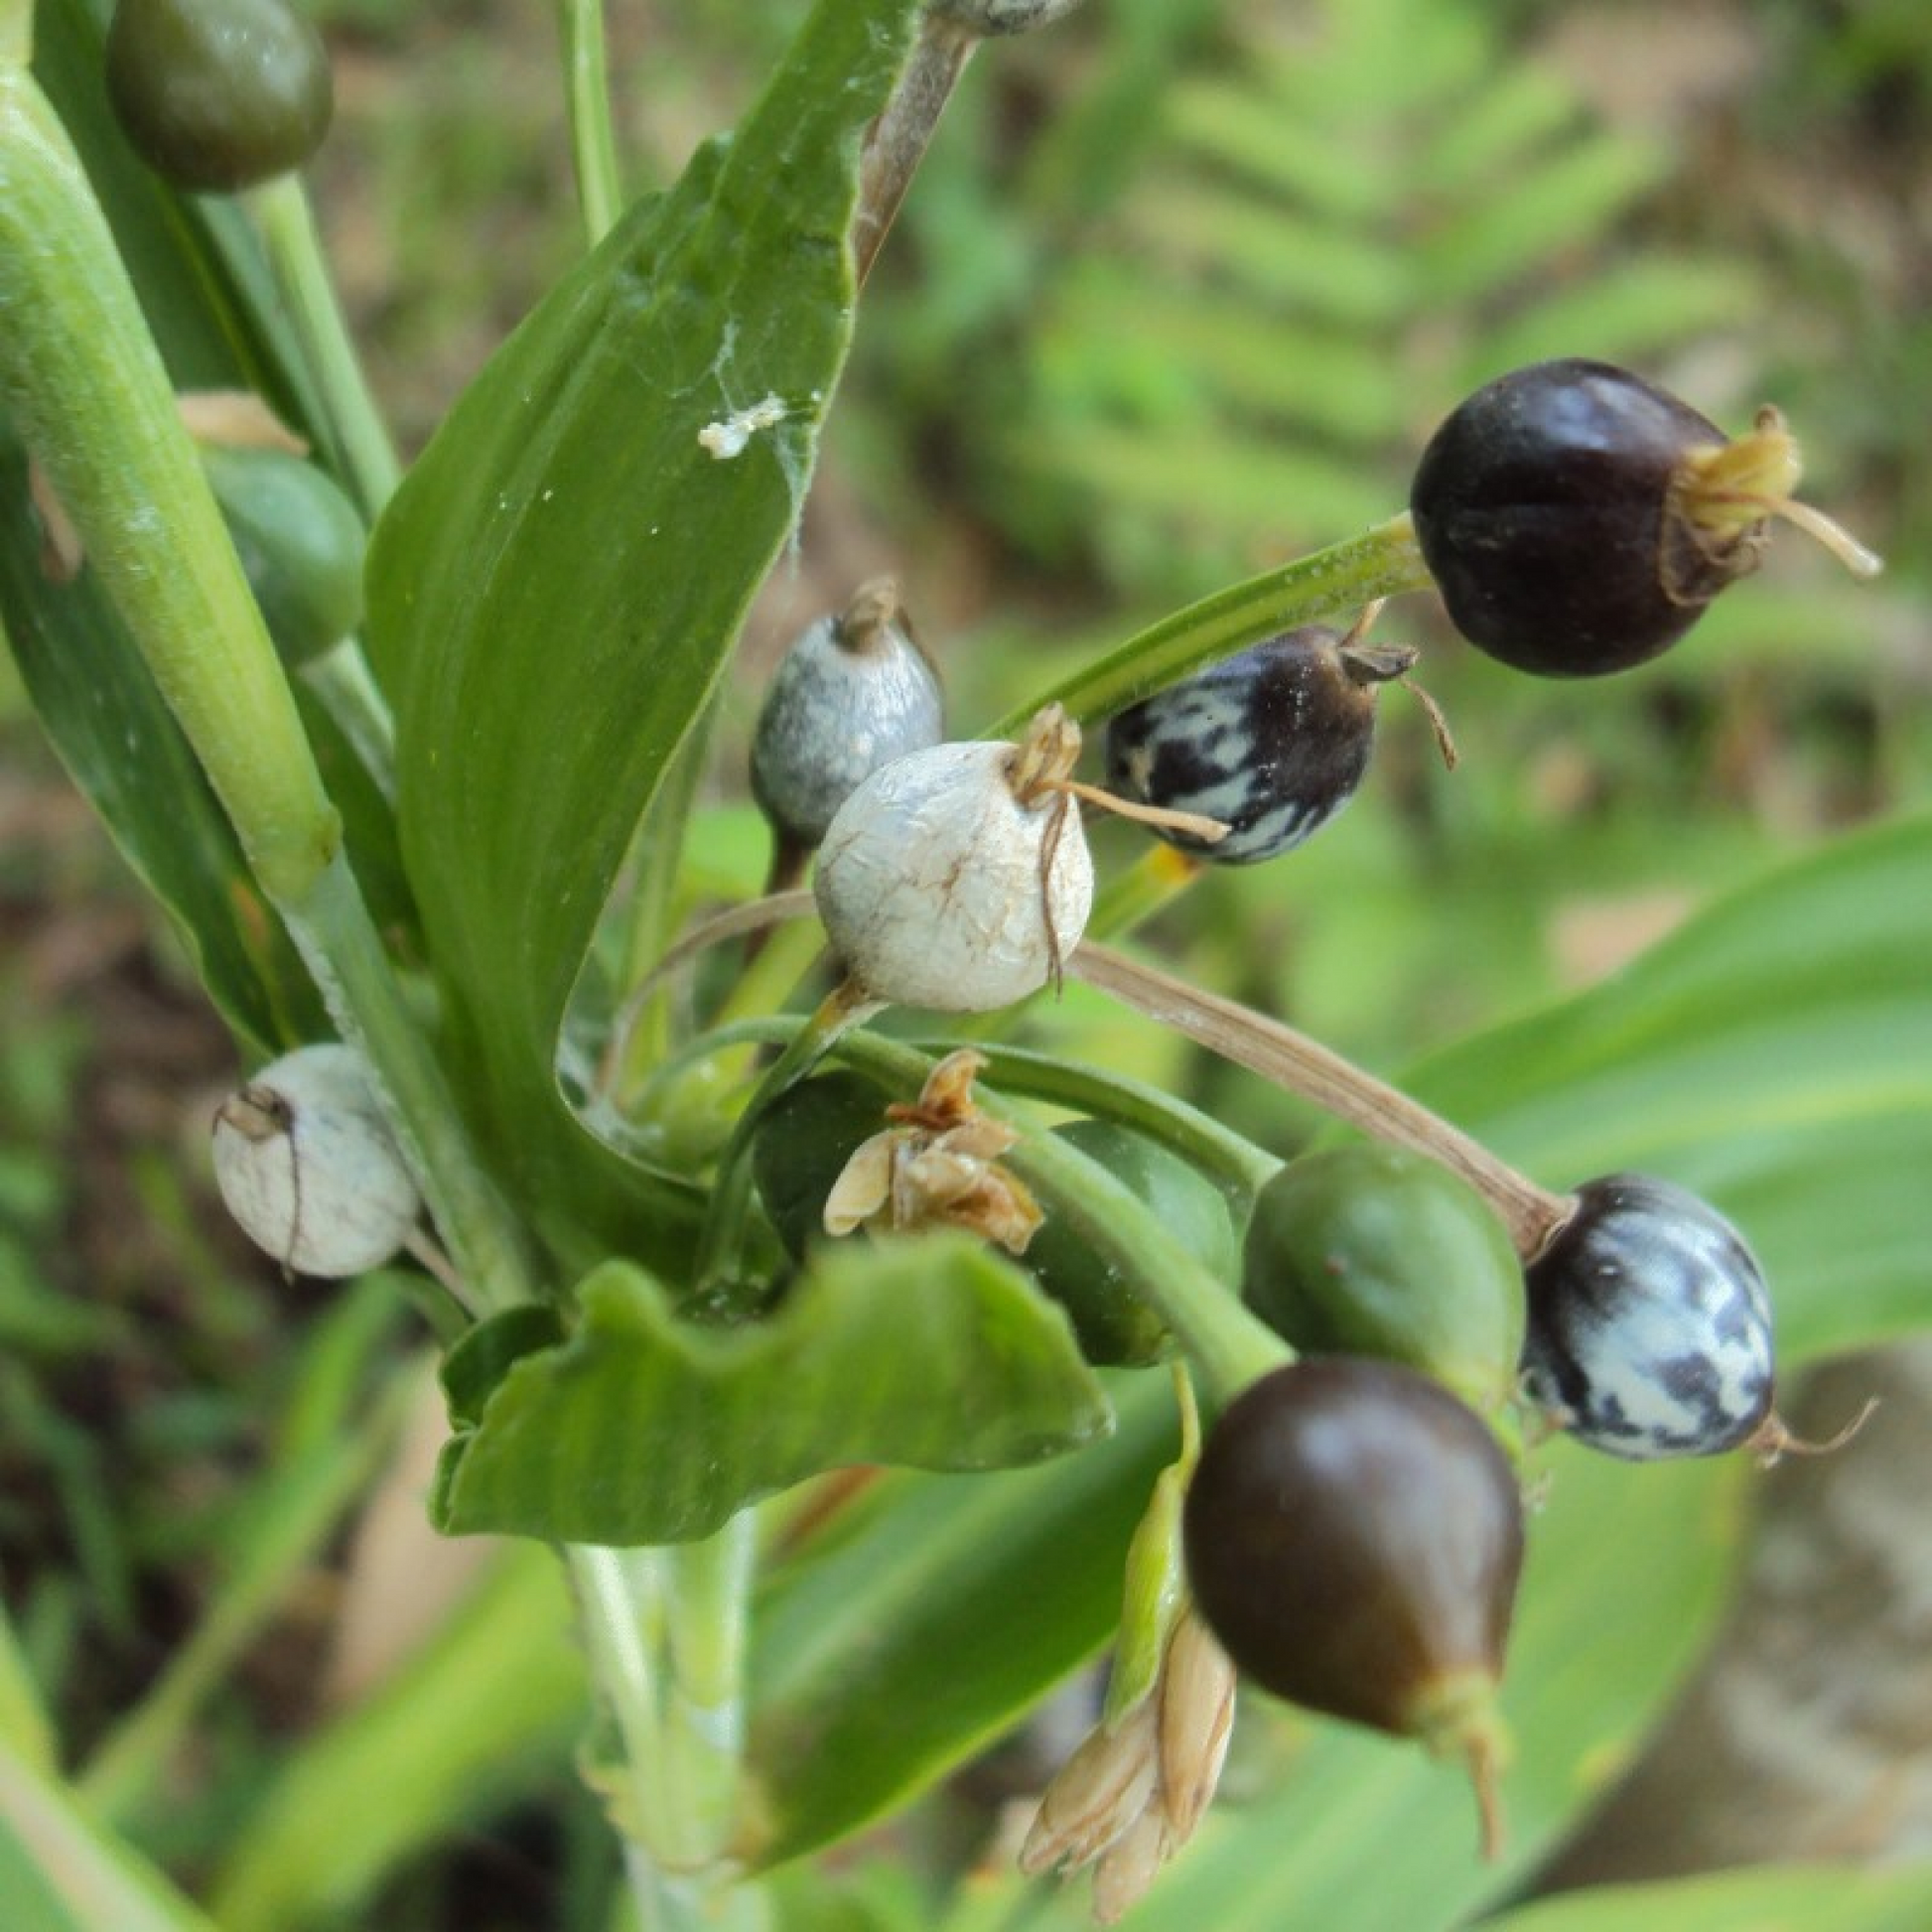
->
[3, 0, 1930, 1923]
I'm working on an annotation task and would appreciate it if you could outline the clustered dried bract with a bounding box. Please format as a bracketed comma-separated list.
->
[1019, 1608, 1237, 1924]
[822, 1048, 1041, 1255]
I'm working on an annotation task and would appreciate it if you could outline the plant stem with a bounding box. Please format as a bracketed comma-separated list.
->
[0, 70, 530, 1310]
[689, 979, 883, 1301]
[248, 175, 402, 516]
[0, 0, 30, 70]
[302, 638, 397, 801]
[982, 513, 1434, 739]
[662, 1513, 755, 1867]
[854, 9, 978, 285]
[1071, 940, 1573, 1259]
[655, 1015, 1287, 1406]
[557, 0, 624, 247]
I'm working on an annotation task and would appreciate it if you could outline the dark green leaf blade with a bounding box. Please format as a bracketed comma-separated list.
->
[432, 1239, 1111, 1545]
[363, 0, 924, 1264]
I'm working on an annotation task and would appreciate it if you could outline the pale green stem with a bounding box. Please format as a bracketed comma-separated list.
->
[558, 0, 624, 247]
[661, 1513, 756, 1870]
[0, 70, 529, 1309]
[982, 512, 1432, 738]
[301, 636, 397, 800]
[247, 174, 403, 516]
[0, 0, 30, 70]
[690, 979, 883, 1301]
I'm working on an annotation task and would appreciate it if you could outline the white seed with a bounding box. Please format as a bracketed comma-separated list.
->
[210, 1042, 421, 1277]
[813, 734, 1094, 1012]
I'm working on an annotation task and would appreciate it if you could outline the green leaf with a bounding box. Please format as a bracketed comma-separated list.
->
[433, 1241, 1111, 1546]
[751, 1374, 1178, 1865]
[209, 1546, 581, 1932]
[1405, 808, 1932, 1368]
[0, 436, 323, 1054]
[362, 0, 924, 1272]
[1477, 1863, 1932, 1932]
[0, 1737, 219, 1932]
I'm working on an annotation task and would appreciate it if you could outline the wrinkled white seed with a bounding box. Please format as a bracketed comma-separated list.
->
[814, 738, 1094, 1012]
[211, 1042, 421, 1277]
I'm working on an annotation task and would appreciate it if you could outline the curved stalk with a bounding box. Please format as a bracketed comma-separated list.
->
[1071, 940, 1572, 1259]
[557, 0, 623, 246]
[982, 513, 1434, 739]
[248, 176, 403, 516]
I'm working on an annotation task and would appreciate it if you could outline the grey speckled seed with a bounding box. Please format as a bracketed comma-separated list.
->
[1103, 627, 1404, 865]
[928, 0, 1088, 34]
[752, 586, 944, 848]
[1522, 1173, 1775, 1459]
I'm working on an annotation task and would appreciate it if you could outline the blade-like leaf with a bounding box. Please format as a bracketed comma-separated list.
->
[1405, 808, 1932, 1369]
[0, 436, 323, 1054]
[363, 0, 924, 1272]
[433, 1241, 1111, 1546]
[1477, 1863, 1932, 1932]
[751, 1372, 1177, 1866]
[0, 1738, 219, 1932]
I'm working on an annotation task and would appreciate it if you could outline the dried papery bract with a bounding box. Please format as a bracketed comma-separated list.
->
[210, 1042, 421, 1277]
[821, 1048, 1042, 1254]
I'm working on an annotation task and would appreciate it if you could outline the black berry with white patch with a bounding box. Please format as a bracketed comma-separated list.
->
[1409, 359, 1772, 677]
[1103, 626, 1411, 865]
[1522, 1173, 1774, 1459]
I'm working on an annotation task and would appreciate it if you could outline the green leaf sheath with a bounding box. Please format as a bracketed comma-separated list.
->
[0, 69, 338, 903]
[432, 1241, 1110, 1545]
[363, 0, 926, 1270]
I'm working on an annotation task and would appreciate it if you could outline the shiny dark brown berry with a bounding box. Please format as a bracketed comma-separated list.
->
[1522, 1173, 1775, 1460]
[1183, 1358, 1521, 1853]
[1409, 358, 1873, 677]
[106, 0, 334, 194]
[1102, 624, 1414, 864]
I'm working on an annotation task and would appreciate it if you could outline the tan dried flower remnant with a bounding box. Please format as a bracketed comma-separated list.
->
[822, 1047, 1041, 1255]
[1019, 1606, 1237, 1925]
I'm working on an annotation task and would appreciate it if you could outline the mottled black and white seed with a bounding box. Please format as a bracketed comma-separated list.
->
[752, 579, 945, 850]
[1102, 627, 1410, 866]
[1522, 1173, 1775, 1460]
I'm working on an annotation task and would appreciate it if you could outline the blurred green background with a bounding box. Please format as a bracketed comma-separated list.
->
[3, 1, 1928, 1926]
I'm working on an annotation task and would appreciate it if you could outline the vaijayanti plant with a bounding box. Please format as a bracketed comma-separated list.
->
[4, 2, 1932, 1929]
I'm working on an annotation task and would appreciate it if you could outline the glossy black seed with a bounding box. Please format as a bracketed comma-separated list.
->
[1522, 1173, 1775, 1459]
[1183, 1359, 1523, 1733]
[1410, 359, 1766, 677]
[1103, 627, 1407, 864]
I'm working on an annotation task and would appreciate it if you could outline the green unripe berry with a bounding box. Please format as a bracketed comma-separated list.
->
[1242, 1143, 1526, 1423]
[106, 0, 335, 194]
[202, 446, 365, 669]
